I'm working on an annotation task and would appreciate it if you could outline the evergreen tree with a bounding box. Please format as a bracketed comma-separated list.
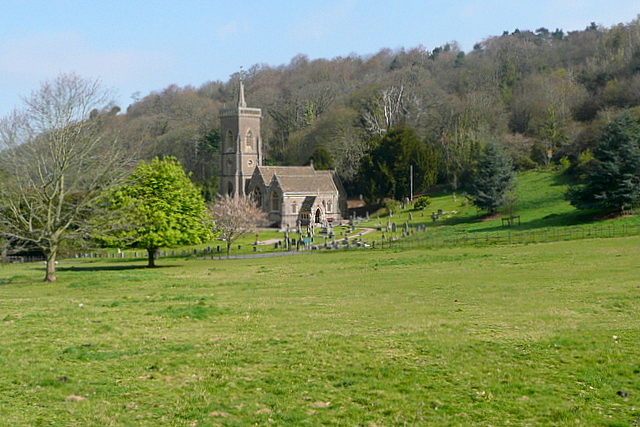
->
[308, 146, 333, 170]
[567, 112, 640, 212]
[467, 143, 516, 214]
[358, 127, 439, 204]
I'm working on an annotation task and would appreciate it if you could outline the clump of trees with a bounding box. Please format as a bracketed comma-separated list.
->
[358, 127, 439, 204]
[106, 16, 640, 211]
[566, 112, 640, 213]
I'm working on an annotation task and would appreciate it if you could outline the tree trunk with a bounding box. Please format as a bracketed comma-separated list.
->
[45, 248, 57, 283]
[450, 170, 459, 192]
[147, 248, 157, 268]
[226, 241, 232, 258]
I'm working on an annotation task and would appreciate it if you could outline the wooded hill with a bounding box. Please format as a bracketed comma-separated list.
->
[104, 16, 640, 200]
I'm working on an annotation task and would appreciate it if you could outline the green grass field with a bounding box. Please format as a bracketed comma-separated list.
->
[84, 170, 639, 261]
[1, 235, 639, 426]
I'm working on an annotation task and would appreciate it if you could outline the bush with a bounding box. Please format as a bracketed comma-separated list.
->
[384, 199, 401, 216]
[414, 196, 431, 210]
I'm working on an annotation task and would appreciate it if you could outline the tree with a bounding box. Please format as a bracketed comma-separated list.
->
[0, 73, 134, 282]
[358, 127, 439, 204]
[466, 143, 516, 214]
[308, 146, 333, 170]
[567, 112, 640, 212]
[209, 196, 269, 257]
[100, 157, 212, 267]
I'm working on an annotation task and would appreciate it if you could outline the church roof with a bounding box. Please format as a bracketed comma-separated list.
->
[254, 165, 340, 194]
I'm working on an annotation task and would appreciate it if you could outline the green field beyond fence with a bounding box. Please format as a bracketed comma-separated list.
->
[396, 221, 640, 249]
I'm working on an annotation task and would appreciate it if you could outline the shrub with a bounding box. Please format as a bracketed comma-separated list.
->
[414, 196, 431, 210]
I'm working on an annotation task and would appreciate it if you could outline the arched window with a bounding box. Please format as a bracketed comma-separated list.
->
[245, 130, 253, 149]
[227, 182, 234, 197]
[292, 201, 297, 213]
[270, 191, 280, 212]
[226, 130, 234, 151]
[327, 200, 332, 212]
[251, 188, 263, 207]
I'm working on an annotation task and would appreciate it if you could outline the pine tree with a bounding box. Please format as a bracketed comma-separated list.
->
[467, 143, 516, 214]
[567, 112, 640, 213]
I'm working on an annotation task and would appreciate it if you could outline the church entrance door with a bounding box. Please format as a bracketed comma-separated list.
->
[315, 208, 322, 223]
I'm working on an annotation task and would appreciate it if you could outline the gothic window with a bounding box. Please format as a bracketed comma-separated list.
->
[292, 201, 297, 213]
[270, 191, 280, 212]
[245, 130, 253, 150]
[226, 182, 233, 197]
[226, 130, 234, 151]
[251, 188, 263, 207]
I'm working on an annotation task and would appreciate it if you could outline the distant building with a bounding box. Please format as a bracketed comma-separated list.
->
[218, 81, 346, 229]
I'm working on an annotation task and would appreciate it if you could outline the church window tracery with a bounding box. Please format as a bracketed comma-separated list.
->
[226, 130, 234, 152]
[270, 191, 280, 212]
[245, 130, 253, 150]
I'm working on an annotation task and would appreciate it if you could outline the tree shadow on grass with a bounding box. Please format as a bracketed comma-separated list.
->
[56, 264, 181, 272]
[467, 209, 601, 234]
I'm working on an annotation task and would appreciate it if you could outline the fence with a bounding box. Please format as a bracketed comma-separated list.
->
[6, 255, 46, 264]
[6, 223, 640, 264]
[392, 222, 640, 250]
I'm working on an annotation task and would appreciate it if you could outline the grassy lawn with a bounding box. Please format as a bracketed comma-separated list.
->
[354, 170, 640, 247]
[1, 236, 639, 425]
[84, 170, 638, 261]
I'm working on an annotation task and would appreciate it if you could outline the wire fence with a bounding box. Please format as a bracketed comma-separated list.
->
[5, 222, 639, 264]
[390, 222, 640, 250]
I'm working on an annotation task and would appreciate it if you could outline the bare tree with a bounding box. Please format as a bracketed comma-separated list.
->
[209, 196, 269, 257]
[360, 85, 410, 137]
[0, 73, 136, 282]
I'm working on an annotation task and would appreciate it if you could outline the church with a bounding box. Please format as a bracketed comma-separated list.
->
[218, 82, 347, 230]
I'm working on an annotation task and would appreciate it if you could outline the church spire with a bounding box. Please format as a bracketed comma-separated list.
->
[238, 79, 247, 108]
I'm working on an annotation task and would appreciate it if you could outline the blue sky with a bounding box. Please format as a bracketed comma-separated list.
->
[1, 0, 638, 117]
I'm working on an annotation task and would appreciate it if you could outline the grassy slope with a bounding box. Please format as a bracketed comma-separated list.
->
[1, 236, 639, 426]
[97, 170, 638, 258]
[355, 170, 639, 244]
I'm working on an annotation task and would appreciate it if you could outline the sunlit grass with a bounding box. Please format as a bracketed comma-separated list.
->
[1, 236, 639, 425]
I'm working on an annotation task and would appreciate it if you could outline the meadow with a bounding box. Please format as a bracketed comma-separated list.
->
[1, 235, 639, 426]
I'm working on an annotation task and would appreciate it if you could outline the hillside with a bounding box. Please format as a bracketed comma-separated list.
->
[356, 169, 640, 250]
[101, 17, 640, 199]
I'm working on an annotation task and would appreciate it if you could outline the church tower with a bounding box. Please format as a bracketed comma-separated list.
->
[218, 80, 262, 197]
